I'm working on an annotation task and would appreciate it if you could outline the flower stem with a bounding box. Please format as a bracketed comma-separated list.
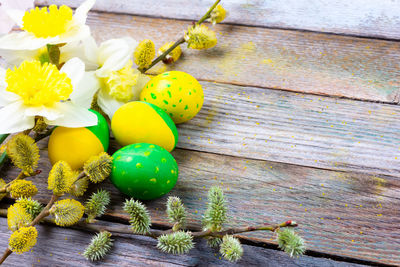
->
[141, 0, 221, 73]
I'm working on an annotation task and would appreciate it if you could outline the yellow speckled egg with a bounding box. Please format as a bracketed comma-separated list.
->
[140, 71, 204, 124]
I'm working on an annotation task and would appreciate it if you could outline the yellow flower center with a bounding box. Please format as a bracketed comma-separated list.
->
[6, 61, 73, 106]
[22, 5, 73, 38]
[103, 60, 138, 102]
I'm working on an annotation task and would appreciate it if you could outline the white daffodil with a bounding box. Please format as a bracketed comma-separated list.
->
[78, 37, 150, 119]
[0, 0, 95, 58]
[0, 58, 99, 134]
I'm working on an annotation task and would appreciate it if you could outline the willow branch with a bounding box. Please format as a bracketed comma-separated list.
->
[0, 208, 297, 240]
[141, 0, 221, 73]
[0, 194, 59, 264]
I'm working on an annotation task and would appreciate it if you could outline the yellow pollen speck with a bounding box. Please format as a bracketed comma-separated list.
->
[22, 5, 73, 38]
[6, 61, 72, 106]
[149, 178, 157, 183]
[377, 214, 382, 216]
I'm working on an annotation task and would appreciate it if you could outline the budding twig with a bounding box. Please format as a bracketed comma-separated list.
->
[0, 194, 59, 264]
[141, 0, 221, 73]
[0, 208, 296, 240]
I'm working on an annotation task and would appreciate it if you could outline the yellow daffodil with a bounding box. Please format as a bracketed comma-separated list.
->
[78, 37, 150, 119]
[0, 58, 99, 134]
[0, 0, 95, 60]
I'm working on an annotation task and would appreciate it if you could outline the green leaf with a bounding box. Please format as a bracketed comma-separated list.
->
[47, 44, 60, 66]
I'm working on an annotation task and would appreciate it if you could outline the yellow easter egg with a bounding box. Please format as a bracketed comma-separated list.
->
[140, 71, 204, 124]
[48, 110, 109, 170]
[111, 101, 178, 152]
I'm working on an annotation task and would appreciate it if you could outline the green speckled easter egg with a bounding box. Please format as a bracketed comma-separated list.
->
[140, 71, 204, 124]
[110, 143, 179, 200]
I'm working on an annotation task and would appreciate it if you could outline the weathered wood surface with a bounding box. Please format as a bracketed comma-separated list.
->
[2, 136, 399, 265]
[83, 12, 400, 103]
[36, 0, 400, 40]
[176, 81, 400, 177]
[0, 218, 366, 267]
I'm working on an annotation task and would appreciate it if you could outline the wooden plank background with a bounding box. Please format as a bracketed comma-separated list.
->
[1, 0, 399, 266]
[36, 0, 400, 40]
[0, 217, 365, 267]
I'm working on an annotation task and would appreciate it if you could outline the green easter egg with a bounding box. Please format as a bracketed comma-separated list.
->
[140, 71, 204, 124]
[110, 143, 179, 200]
[111, 101, 178, 152]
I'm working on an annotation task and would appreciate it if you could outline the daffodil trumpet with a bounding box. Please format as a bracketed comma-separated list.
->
[0, 0, 95, 68]
[0, 58, 99, 134]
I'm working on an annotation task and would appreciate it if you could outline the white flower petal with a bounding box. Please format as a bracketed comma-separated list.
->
[24, 105, 63, 121]
[0, 101, 34, 134]
[0, 48, 38, 67]
[95, 37, 137, 77]
[44, 102, 97, 128]
[53, 24, 91, 45]
[70, 71, 100, 108]
[0, 31, 57, 50]
[74, 0, 96, 25]
[131, 72, 150, 100]
[5, 8, 24, 27]
[60, 37, 98, 70]
[97, 87, 125, 119]
[60, 57, 85, 89]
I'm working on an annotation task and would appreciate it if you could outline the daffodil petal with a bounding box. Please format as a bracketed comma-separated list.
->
[60, 57, 85, 89]
[44, 102, 97, 128]
[0, 31, 57, 50]
[74, 0, 96, 25]
[59, 38, 98, 70]
[24, 105, 63, 121]
[5, 8, 24, 28]
[96, 37, 137, 77]
[0, 68, 20, 106]
[0, 48, 37, 67]
[49, 24, 90, 46]
[97, 87, 124, 119]
[69, 71, 100, 109]
[0, 101, 34, 134]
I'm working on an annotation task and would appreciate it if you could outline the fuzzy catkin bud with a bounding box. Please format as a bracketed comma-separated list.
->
[32, 117, 48, 133]
[157, 231, 194, 254]
[220, 235, 243, 262]
[123, 199, 151, 234]
[48, 161, 76, 196]
[7, 203, 32, 232]
[8, 180, 38, 199]
[0, 178, 8, 201]
[83, 231, 113, 261]
[83, 152, 113, 183]
[276, 229, 306, 257]
[134, 39, 155, 69]
[85, 189, 111, 223]
[68, 173, 89, 197]
[16, 197, 43, 218]
[8, 226, 38, 254]
[208, 5, 228, 25]
[158, 42, 182, 64]
[166, 196, 186, 230]
[202, 186, 227, 231]
[184, 24, 217, 50]
[6, 134, 40, 175]
[50, 199, 84, 227]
